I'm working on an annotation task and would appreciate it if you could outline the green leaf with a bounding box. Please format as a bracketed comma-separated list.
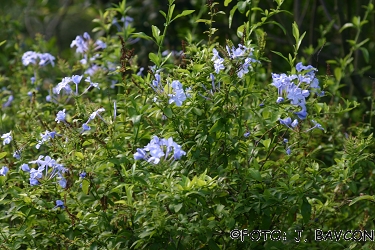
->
[360, 47, 369, 63]
[229, 5, 238, 28]
[75, 152, 84, 160]
[249, 168, 262, 182]
[271, 51, 288, 63]
[82, 140, 93, 147]
[301, 197, 311, 223]
[168, 4, 176, 22]
[82, 179, 90, 195]
[125, 185, 133, 206]
[237, 1, 247, 14]
[355, 38, 370, 49]
[349, 195, 375, 206]
[192, 107, 203, 116]
[209, 119, 224, 133]
[224, 0, 233, 6]
[296, 31, 306, 50]
[131, 32, 153, 41]
[171, 10, 195, 22]
[339, 23, 354, 33]
[292, 21, 299, 42]
[151, 25, 161, 42]
[0, 152, 7, 160]
[163, 107, 173, 118]
[149, 52, 160, 66]
[0, 40, 6, 47]
[0, 176, 6, 186]
[334, 67, 342, 81]
[261, 138, 271, 150]
[265, 21, 286, 35]
[208, 239, 221, 250]
[159, 10, 166, 19]
[174, 203, 183, 212]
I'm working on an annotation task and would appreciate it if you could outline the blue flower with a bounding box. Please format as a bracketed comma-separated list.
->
[0, 166, 9, 176]
[22, 51, 38, 66]
[36, 131, 58, 149]
[168, 80, 189, 107]
[21, 164, 30, 172]
[28, 155, 68, 187]
[306, 120, 325, 132]
[71, 75, 83, 95]
[22, 51, 55, 67]
[70, 35, 89, 54]
[38, 53, 56, 67]
[296, 62, 316, 73]
[13, 150, 21, 160]
[2, 95, 14, 108]
[84, 77, 100, 93]
[294, 109, 308, 120]
[279, 117, 292, 127]
[95, 40, 107, 50]
[226, 44, 247, 59]
[30, 178, 39, 186]
[82, 123, 91, 132]
[79, 172, 86, 178]
[87, 108, 105, 123]
[55, 109, 66, 123]
[134, 136, 186, 164]
[212, 48, 225, 74]
[54, 200, 65, 209]
[213, 58, 225, 74]
[53, 77, 72, 95]
[244, 132, 250, 137]
[1, 132, 12, 145]
[151, 73, 162, 92]
[134, 148, 147, 160]
[58, 178, 67, 188]
[291, 119, 299, 128]
[276, 97, 284, 103]
[279, 117, 298, 129]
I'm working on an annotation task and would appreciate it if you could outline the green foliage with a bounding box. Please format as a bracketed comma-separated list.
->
[0, 0, 375, 249]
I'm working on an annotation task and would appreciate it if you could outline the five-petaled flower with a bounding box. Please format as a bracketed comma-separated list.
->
[1, 132, 12, 145]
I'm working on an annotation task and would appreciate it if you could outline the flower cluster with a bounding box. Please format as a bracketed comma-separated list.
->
[134, 136, 186, 164]
[71, 32, 106, 54]
[53, 75, 98, 96]
[36, 131, 58, 149]
[168, 80, 190, 107]
[211, 44, 258, 78]
[70, 32, 106, 76]
[22, 51, 55, 67]
[22, 155, 68, 188]
[150, 72, 190, 107]
[273, 62, 325, 131]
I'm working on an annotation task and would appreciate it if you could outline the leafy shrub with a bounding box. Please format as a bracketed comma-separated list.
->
[0, 0, 374, 249]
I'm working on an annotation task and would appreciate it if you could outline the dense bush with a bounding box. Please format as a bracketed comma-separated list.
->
[1, 0, 375, 249]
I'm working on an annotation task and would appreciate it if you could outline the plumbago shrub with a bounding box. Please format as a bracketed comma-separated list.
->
[1, 0, 375, 249]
